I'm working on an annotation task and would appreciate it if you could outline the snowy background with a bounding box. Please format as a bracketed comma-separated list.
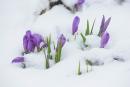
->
[0, 0, 130, 87]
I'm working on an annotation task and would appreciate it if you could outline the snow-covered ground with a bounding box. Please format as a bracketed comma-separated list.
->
[0, 0, 130, 87]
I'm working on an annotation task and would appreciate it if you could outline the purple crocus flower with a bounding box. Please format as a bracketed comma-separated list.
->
[100, 32, 110, 48]
[75, 0, 85, 10]
[23, 30, 35, 53]
[98, 15, 111, 37]
[72, 16, 80, 35]
[32, 34, 43, 48]
[23, 30, 44, 53]
[12, 57, 24, 63]
[57, 34, 66, 47]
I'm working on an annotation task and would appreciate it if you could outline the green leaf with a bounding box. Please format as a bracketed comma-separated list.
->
[77, 61, 81, 75]
[45, 58, 49, 69]
[53, 41, 56, 50]
[80, 33, 86, 43]
[47, 35, 51, 59]
[55, 42, 62, 63]
[86, 59, 92, 72]
[43, 48, 47, 59]
[86, 59, 92, 66]
[57, 42, 62, 62]
[85, 20, 90, 36]
[55, 53, 58, 63]
[90, 19, 96, 35]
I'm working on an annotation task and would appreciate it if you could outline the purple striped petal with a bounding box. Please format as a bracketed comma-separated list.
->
[12, 57, 24, 63]
[72, 16, 80, 35]
[100, 32, 110, 48]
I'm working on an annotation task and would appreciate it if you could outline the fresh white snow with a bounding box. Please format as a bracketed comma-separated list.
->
[0, 0, 130, 87]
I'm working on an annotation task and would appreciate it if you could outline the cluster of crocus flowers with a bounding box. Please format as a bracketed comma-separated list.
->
[72, 16, 80, 35]
[55, 34, 66, 63]
[73, 15, 111, 48]
[74, 0, 85, 11]
[12, 30, 45, 68]
[12, 15, 111, 69]
[12, 30, 67, 69]
[23, 30, 44, 53]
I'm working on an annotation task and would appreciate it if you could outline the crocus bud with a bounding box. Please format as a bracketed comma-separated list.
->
[55, 34, 66, 63]
[75, 0, 85, 11]
[98, 15, 111, 37]
[12, 57, 24, 63]
[72, 16, 80, 35]
[100, 32, 110, 48]
[23, 30, 35, 53]
[57, 34, 66, 47]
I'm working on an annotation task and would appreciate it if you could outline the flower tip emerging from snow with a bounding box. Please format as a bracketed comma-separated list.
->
[78, 0, 85, 5]
[55, 34, 66, 63]
[26, 30, 31, 38]
[99, 16, 111, 37]
[58, 34, 66, 47]
[100, 32, 110, 48]
[75, 0, 85, 10]
[72, 16, 80, 35]
[12, 57, 24, 63]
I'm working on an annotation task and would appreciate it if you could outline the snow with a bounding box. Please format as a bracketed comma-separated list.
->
[85, 35, 101, 48]
[0, 0, 130, 87]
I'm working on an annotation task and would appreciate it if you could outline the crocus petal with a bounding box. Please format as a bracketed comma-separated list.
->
[78, 0, 85, 5]
[100, 32, 110, 48]
[58, 34, 66, 47]
[27, 40, 35, 52]
[32, 34, 43, 48]
[72, 16, 80, 35]
[12, 57, 24, 63]
[100, 15, 105, 33]
[99, 16, 111, 36]
[23, 36, 28, 52]
[75, 0, 85, 10]
[103, 17, 111, 33]
[26, 30, 32, 39]
[23, 30, 34, 52]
